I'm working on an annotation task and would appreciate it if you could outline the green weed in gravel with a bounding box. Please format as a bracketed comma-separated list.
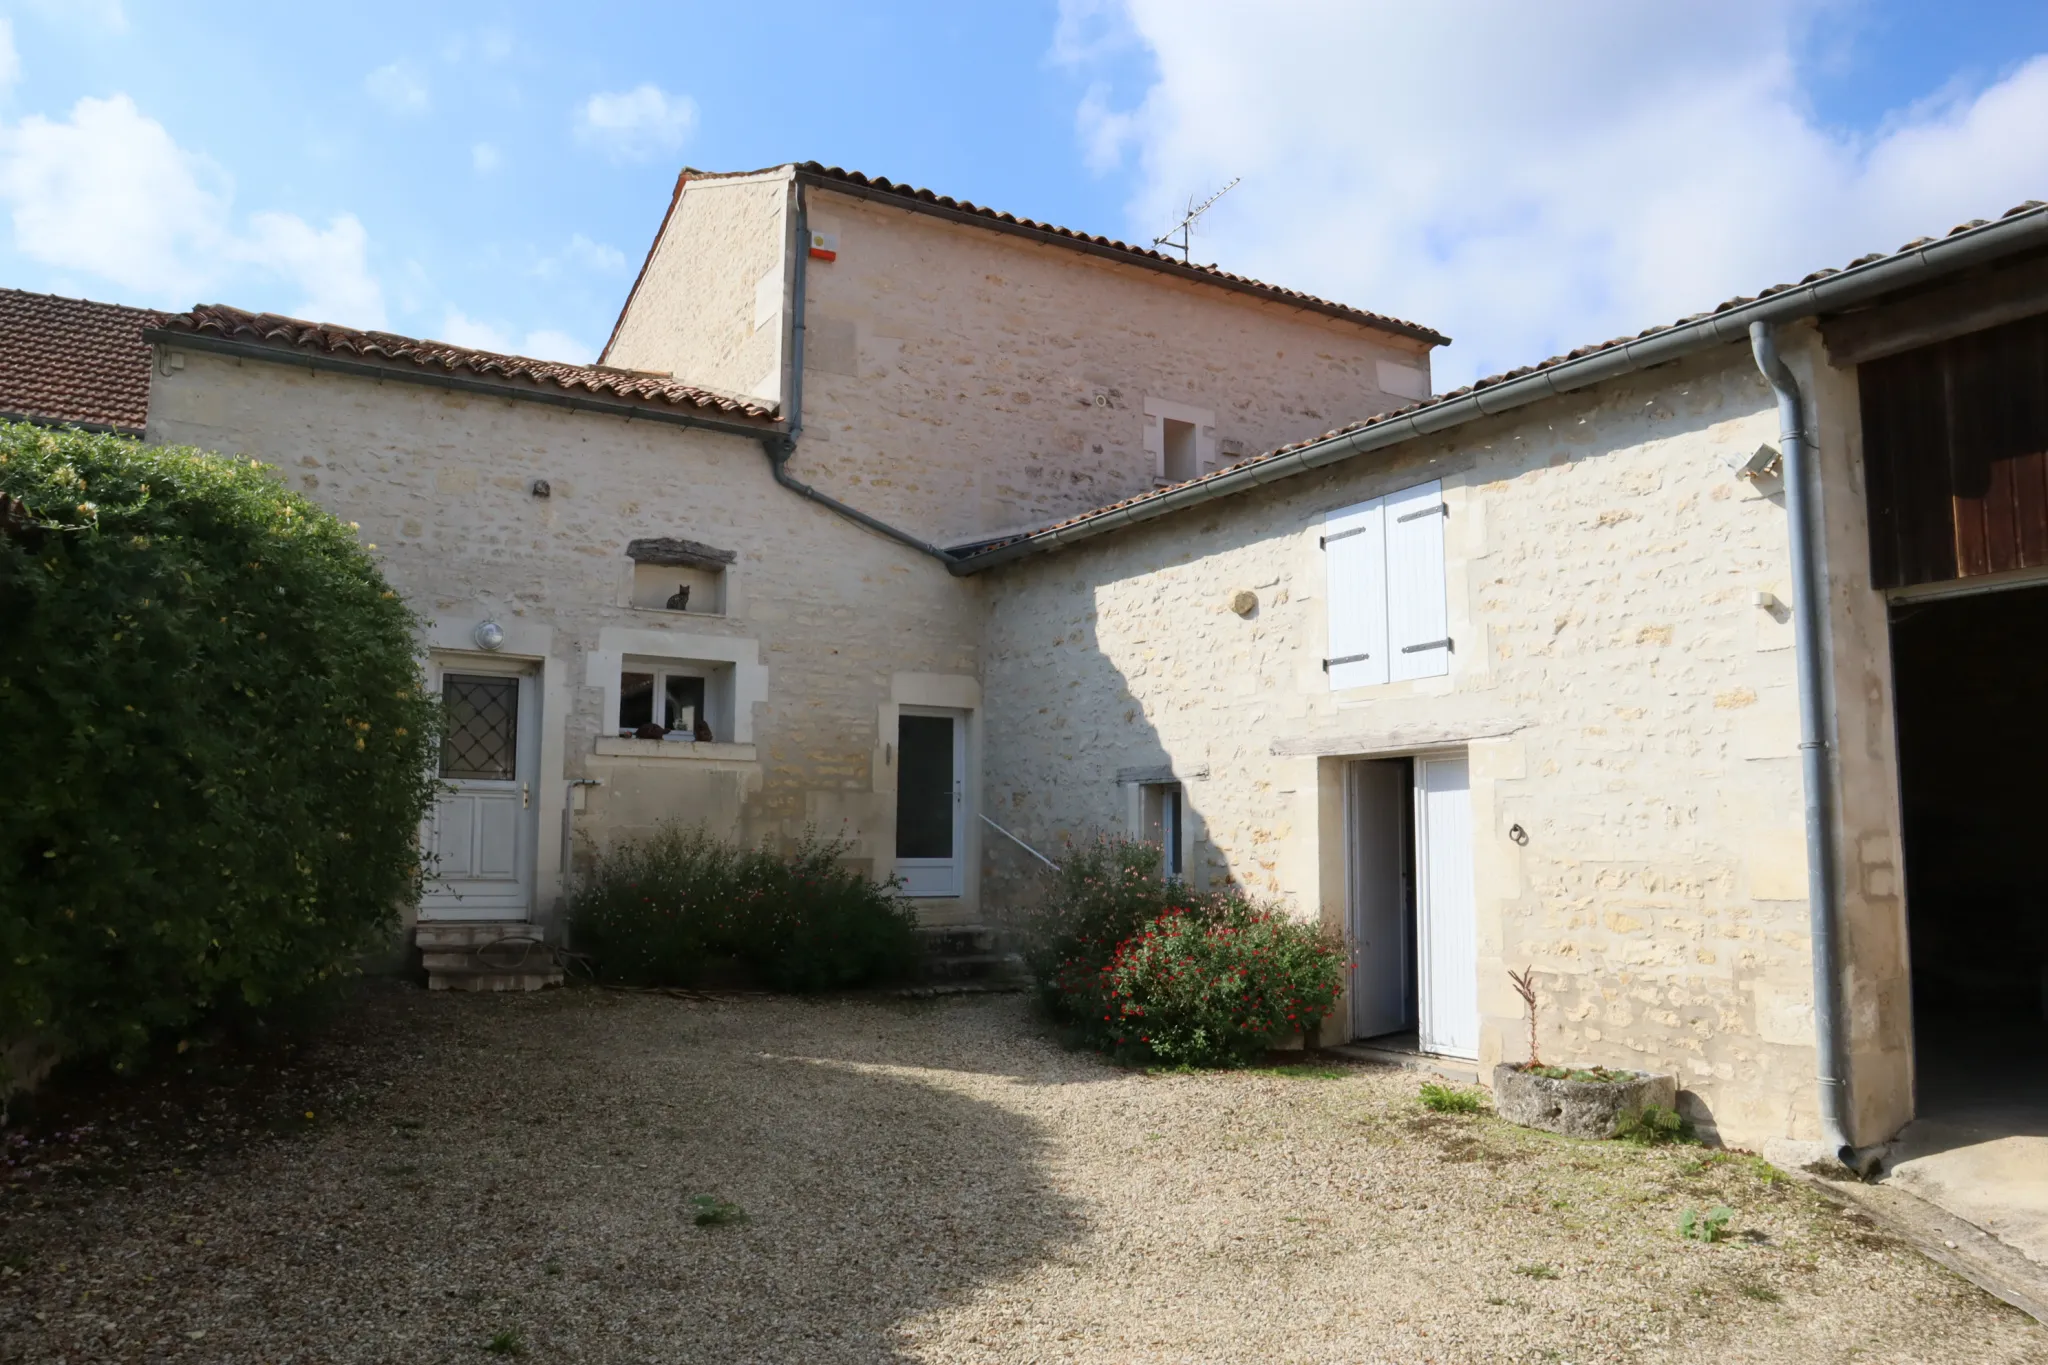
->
[1418, 1082, 1486, 1114]
[1515, 1262, 1560, 1280]
[1680, 1206, 1735, 1243]
[689, 1194, 748, 1227]
[483, 1328, 523, 1355]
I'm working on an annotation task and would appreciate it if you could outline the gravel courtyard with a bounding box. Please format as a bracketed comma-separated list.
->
[2, 988, 2039, 1364]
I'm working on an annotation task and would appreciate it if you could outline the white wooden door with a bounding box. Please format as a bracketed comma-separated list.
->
[896, 709, 966, 898]
[1415, 756, 1478, 1058]
[1348, 760, 1413, 1039]
[421, 665, 538, 919]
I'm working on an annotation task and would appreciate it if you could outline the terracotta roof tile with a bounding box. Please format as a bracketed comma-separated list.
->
[158, 304, 780, 421]
[958, 200, 2048, 560]
[0, 288, 161, 432]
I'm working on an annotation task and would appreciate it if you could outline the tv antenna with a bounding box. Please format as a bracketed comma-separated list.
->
[1152, 177, 1240, 264]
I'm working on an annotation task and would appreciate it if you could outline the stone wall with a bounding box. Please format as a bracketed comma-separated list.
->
[146, 346, 985, 925]
[797, 184, 1438, 545]
[603, 169, 791, 404]
[977, 329, 1908, 1148]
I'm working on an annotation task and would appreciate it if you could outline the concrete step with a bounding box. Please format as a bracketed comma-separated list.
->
[415, 920, 541, 950]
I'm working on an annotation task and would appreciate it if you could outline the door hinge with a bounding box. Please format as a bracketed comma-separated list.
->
[1395, 502, 1449, 523]
[1322, 652, 1372, 671]
[1400, 637, 1453, 654]
[1319, 524, 1370, 549]
[522, 782, 531, 809]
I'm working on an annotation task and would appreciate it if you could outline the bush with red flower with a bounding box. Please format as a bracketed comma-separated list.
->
[1025, 836, 1348, 1066]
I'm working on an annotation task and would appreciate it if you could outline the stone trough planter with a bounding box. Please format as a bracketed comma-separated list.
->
[1493, 1063, 1678, 1140]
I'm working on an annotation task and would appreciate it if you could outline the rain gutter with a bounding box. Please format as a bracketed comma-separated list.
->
[1751, 320, 1859, 1169]
[955, 203, 2048, 575]
[759, 182, 960, 566]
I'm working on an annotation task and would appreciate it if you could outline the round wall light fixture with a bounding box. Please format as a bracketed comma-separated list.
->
[473, 620, 506, 652]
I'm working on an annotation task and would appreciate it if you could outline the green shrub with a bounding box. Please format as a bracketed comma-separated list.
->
[567, 824, 920, 991]
[1022, 835, 1187, 1011]
[0, 425, 439, 1070]
[1023, 836, 1346, 1066]
[1096, 904, 1348, 1067]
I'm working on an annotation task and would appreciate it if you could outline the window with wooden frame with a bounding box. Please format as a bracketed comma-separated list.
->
[616, 662, 717, 741]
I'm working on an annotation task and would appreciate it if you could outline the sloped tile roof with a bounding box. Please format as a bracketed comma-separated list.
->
[0, 288, 162, 432]
[158, 304, 780, 421]
[957, 199, 2048, 564]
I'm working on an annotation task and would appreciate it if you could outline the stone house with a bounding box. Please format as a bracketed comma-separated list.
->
[15, 166, 2047, 1172]
[135, 162, 1443, 965]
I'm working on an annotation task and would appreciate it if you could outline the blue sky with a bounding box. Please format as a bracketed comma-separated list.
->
[1, 2, 2044, 385]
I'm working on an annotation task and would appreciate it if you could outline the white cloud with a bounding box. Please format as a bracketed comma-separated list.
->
[565, 233, 626, 272]
[1060, 2, 2048, 389]
[0, 94, 386, 326]
[365, 61, 429, 114]
[0, 20, 19, 90]
[438, 310, 592, 364]
[472, 141, 502, 173]
[574, 84, 697, 162]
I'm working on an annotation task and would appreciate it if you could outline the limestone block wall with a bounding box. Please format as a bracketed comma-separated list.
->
[146, 347, 985, 924]
[603, 169, 791, 405]
[759, 181, 1435, 547]
[979, 338, 1900, 1147]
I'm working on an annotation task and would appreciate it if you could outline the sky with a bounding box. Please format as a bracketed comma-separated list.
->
[0, 1, 2043, 387]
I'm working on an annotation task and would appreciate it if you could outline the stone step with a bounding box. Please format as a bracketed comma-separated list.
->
[415, 922, 561, 992]
[915, 925, 1003, 957]
[415, 920, 543, 948]
[924, 952, 1028, 983]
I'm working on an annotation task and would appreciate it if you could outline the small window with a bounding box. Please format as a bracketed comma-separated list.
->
[1140, 781, 1185, 879]
[618, 665, 712, 741]
[1162, 418, 1198, 482]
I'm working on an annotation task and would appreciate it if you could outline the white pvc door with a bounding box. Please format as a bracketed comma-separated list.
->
[422, 665, 538, 919]
[896, 709, 965, 898]
[1415, 756, 1478, 1058]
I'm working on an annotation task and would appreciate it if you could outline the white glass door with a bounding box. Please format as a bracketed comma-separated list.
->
[421, 664, 539, 919]
[896, 709, 965, 898]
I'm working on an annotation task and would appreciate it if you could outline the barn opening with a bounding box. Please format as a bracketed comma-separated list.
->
[1860, 301, 2048, 1124]
[1889, 585, 2048, 1122]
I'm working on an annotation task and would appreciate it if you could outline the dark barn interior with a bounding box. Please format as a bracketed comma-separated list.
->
[1891, 586, 2048, 1120]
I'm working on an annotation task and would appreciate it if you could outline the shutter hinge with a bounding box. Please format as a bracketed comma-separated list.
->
[1400, 637, 1454, 654]
[1395, 502, 1449, 523]
[1320, 524, 1371, 549]
[1322, 652, 1372, 671]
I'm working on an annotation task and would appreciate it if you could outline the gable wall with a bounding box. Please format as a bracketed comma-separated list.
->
[146, 346, 986, 924]
[603, 169, 792, 405]
[782, 186, 1437, 546]
[978, 331, 1909, 1149]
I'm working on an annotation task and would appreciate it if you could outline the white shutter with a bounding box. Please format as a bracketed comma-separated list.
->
[1143, 413, 1164, 478]
[1323, 498, 1388, 689]
[1386, 479, 1450, 680]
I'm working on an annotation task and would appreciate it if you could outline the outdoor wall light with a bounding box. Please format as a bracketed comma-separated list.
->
[473, 620, 506, 651]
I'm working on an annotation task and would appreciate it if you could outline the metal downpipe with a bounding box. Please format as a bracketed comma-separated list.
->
[762, 182, 957, 567]
[1750, 320, 1856, 1166]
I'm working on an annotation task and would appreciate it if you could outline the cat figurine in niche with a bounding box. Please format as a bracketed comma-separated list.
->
[665, 584, 691, 611]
